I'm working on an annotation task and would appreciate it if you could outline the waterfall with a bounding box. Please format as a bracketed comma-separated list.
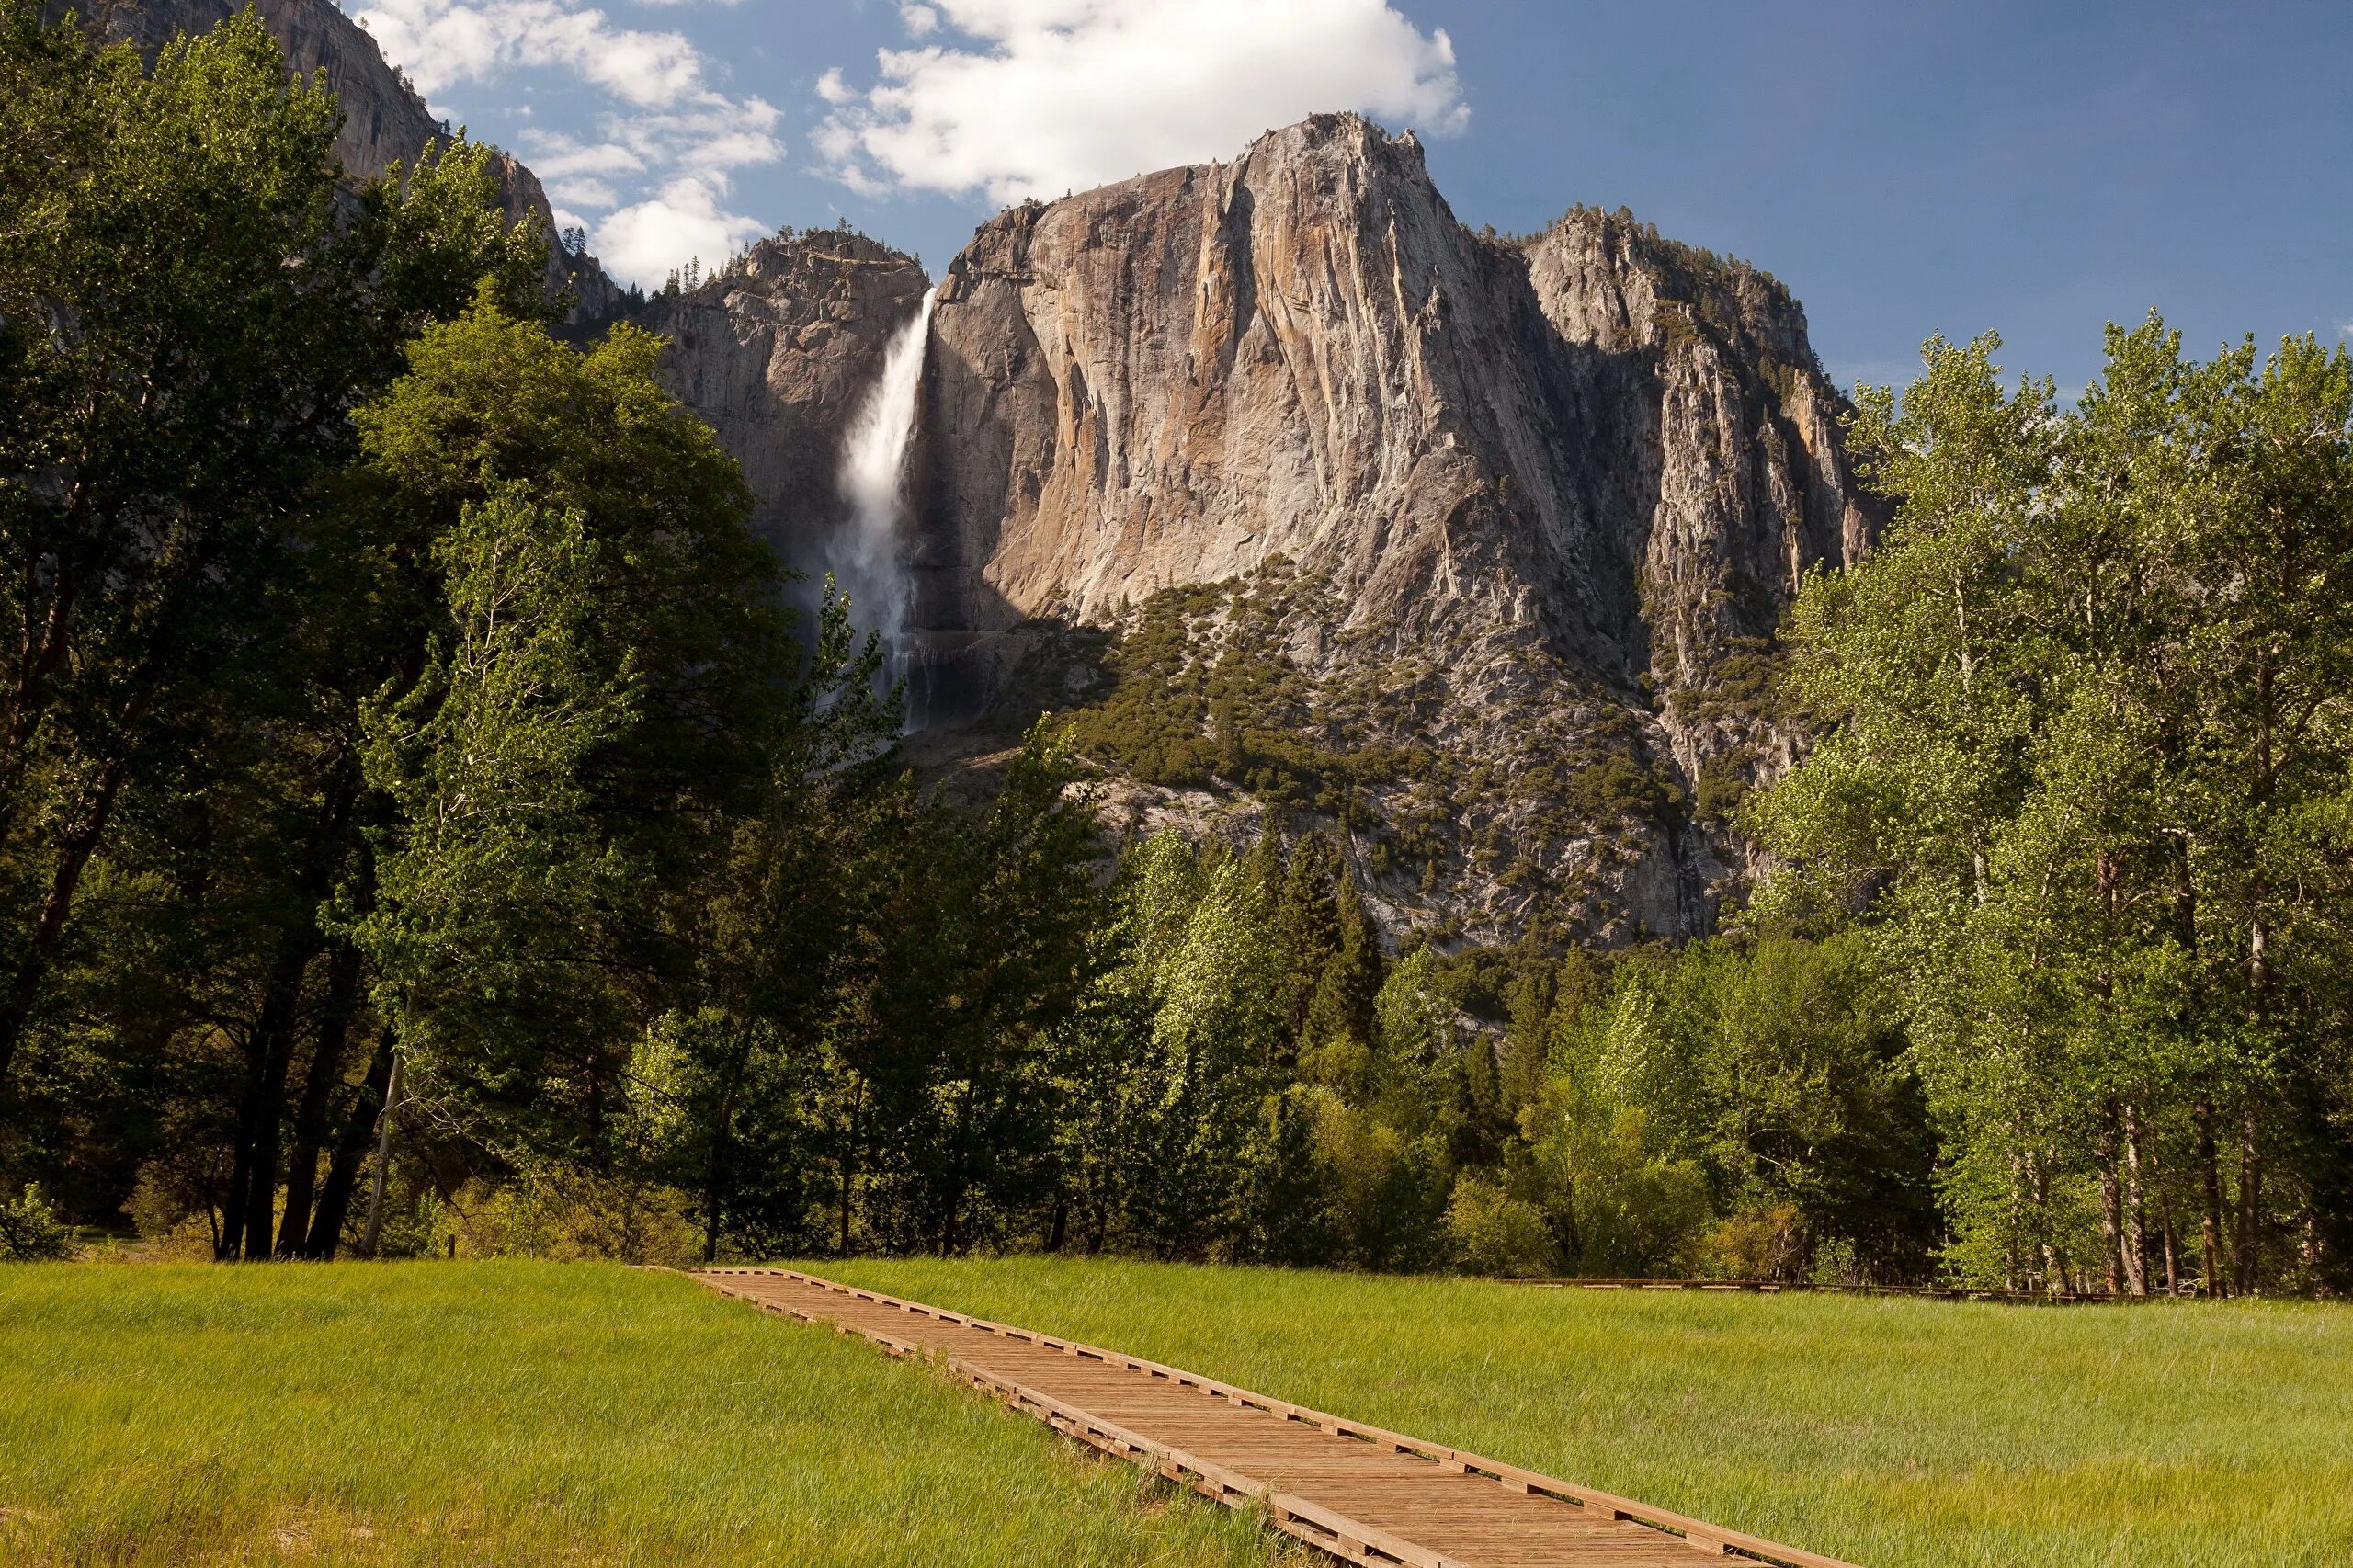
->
[831, 285, 939, 675]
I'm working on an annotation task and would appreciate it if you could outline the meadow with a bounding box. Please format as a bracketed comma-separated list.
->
[6, 1259, 2347, 1567]
[824, 1257, 2353, 1568]
[0, 1262, 1294, 1566]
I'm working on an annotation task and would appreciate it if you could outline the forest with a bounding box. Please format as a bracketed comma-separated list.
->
[4, 5, 2350, 1296]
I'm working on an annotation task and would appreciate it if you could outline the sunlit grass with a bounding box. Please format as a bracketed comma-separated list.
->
[0, 1262, 1292, 1566]
[821, 1257, 2353, 1568]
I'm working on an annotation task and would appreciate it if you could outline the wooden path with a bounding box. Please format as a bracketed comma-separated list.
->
[691, 1267, 1859, 1568]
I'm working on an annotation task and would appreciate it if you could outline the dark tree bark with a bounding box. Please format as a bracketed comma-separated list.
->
[233, 932, 319, 1260]
[278, 936, 365, 1256]
[0, 754, 127, 1093]
[2195, 1099, 2227, 1296]
[2234, 1105, 2263, 1295]
[302, 1032, 394, 1260]
[702, 1070, 740, 1266]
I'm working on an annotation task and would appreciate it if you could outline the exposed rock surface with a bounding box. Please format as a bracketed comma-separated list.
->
[51, 0, 1877, 949]
[623, 232, 930, 552]
[881, 115, 1876, 943]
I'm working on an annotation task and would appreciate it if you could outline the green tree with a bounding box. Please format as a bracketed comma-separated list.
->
[0, 6, 539, 1097]
[1756, 320, 2353, 1293]
[347, 291, 794, 1178]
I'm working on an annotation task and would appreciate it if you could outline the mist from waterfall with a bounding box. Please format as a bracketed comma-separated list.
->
[830, 285, 939, 683]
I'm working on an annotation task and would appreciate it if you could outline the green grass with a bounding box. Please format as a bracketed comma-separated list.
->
[0, 1262, 1294, 1566]
[818, 1257, 2353, 1568]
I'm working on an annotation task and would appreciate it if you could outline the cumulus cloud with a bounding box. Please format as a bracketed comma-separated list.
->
[813, 0, 1467, 202]
[352, 0, 779, 288]
[354, 0, 707, 106]
[597, 177, 768, 288]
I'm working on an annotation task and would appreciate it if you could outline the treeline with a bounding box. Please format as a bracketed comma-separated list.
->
[923, 832, 1937, 1281]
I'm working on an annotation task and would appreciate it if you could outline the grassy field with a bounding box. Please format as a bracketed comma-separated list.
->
[823, 1257, 2353, 1568]
[0, 1262, 1296, 1567]
[7, 1259, 2346, 1568]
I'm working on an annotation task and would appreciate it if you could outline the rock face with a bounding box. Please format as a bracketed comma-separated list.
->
[626, 233, 931, 556]
[53, 0, 438, 177]
[878, 115, 1874, 943]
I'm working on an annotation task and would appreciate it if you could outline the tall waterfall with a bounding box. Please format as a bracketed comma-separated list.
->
[831, 285, 939, 672]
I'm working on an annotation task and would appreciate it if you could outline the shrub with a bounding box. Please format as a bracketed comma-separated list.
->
[1445, 1177, 1558, 1278]
[453, 1166, 702, 1267]
[0, 1184, 74, 1262]
[1702, 1202, 1808, 1281]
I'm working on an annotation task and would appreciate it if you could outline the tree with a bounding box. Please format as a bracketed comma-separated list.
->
[1756, 319, 2353, 1292]
[1, 2, 551, 1254]
[347, 291, 793, 1174]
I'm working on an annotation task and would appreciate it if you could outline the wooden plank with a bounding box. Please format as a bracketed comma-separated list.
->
[689, 1268, 1863, 1568]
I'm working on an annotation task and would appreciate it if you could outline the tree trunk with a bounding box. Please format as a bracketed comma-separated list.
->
[2003, 1144, 2024, 1293]
[303, 1032, 394, 1259]
[2234, 1104, 2262, 1295]
[278, 937, 365, 1256]
[2097, 1103, 2125, 1295]
[2027, 1147, 2055, 1292]
[0, 753, 127, 1095]
[2195, 1099, 2226, 1296]
[220, 1051, 259, 1261]
[2148, 1127, 2180, 1294]
[359, 1051, 404, 1258]
[702, 1071, 739, 1267]
[236, 932, 319, 1261]
[2120, 1101, 2150, 1295]
[835, 1078, 863, 1257]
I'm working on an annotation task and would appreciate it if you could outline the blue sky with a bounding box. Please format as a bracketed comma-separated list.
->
[347, 0, 2353, 395]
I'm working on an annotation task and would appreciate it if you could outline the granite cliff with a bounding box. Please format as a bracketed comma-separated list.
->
[881, 115, 1872, 944]
[633, 123, 1873, 947]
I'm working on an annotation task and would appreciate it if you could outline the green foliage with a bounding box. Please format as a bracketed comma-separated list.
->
[1063, 578, 1409, 812]
[451, 1164, 703, 1267]
[1756, 319, 2353, 1293]
[0, 2, 552, 1114]
[347, 292, 794, 1173]
[0, 1183, 71, 1260]
[1442, 1175, 1557, 1277]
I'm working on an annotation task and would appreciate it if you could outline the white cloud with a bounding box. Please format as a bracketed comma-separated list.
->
[597, 176, 769, 288]
[349, 0, 779, 289]
[355, 0, 706, 106]
[813, 0, 1467, 202]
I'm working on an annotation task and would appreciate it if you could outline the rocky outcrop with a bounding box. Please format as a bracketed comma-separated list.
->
[626, 232, 931, 553]
[51, 0, 438, 178]
[51, 0, 1875, 948]
[879, 115, 1873, 943]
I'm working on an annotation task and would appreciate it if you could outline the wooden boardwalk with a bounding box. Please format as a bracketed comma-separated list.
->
[691, 1267, 1859, 1568]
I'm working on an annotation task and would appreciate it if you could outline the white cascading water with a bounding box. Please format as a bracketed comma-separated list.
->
[831, 285, 939, 689]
